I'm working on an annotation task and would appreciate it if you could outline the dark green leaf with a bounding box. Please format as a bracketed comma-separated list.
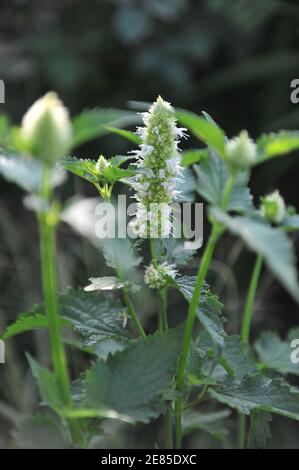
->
[84, 328, 183, 423]
[59, 289, 130, 359]
[182, 409, 231, 441]
[210, 208, 299, 304]
[72, 108, 140, 147]
[1, 312, 69, 341]
[27, 355, 64, 411]
[210, 374, 299, 420]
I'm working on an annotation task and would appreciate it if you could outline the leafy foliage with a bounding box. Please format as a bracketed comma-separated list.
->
[182, 409, 231, 441]
[194, 149, 254, 212]
[210, 374, 299, 420]
[210, 208, 299, 304]
[58, 289, 130, 358]
[62, 156, 135, 185]
[0, 153, 65, 193]
[13, 414, 69, 449]
[84, 328, 183, 423]
[174, 276, 226, 347]
[1, 311, 70, 341]
[176, 110, 226, 155]
[255, 330, 299, 376]
[72, 108, 140, 147]
[256, 131, 299, 164]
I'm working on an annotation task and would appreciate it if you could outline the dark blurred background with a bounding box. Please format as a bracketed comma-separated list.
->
[1, 0, 299, 448]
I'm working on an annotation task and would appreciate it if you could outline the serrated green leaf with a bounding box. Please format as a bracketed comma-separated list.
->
[1, 312, 69, 341]
[255, 331, 299, 376]
[248, 411, 272, 449]
[256, 131, 299, 164]
[174, 276, 226, 347]
[210, 374, 299, 420]
[72, 108, 140, 147]
[210, 208, 299, 304]
[176, 110, 226, 155]
[62, 156, 99, 183]
[58, 290, 130, 358]
[194, 149, 254, 212]
[62, 156, 136, 186]
[84, 329, 182, 423]
[27, 355, 64, 411]
[190, 332, 258, 380]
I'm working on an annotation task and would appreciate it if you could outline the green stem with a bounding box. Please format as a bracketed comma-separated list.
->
[122, 287, 146, 339]
[174, 171, 235, 449]
[38, 166, 81, 443]
[241, 254, 263, 344]
[116, 266, 146, 339]
[149, 239, 173, 447]
[237, 254, 263, 448]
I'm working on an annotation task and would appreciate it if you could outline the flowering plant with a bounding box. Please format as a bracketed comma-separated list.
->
[1, 93, 299, 449]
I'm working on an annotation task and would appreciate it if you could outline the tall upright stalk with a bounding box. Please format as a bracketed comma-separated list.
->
[174, 172, 235, 449]
[237, 253, 263, 448]
[38, 166, 80, 442]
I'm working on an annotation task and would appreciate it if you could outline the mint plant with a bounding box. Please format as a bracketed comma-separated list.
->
[1, 94, 299, 449]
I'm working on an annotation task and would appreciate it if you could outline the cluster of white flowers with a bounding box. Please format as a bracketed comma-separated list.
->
[260, 190, 286, 224]
[129, 96, 187, 238]
[144, 262, 178, 290]
[21, 92, 72, 165]
[225, 130, 257, 171]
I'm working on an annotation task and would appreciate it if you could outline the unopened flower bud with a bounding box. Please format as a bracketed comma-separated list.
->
[260, 190, 286, 224]
[21, 92, 72, 165]
[225, 130, 257, 171]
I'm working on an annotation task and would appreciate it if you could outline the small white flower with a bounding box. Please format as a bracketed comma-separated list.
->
[260, 190, 286, 224]
[144, 262, 178, 289]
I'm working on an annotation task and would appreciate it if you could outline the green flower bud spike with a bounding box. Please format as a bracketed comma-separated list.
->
[21, 92, 72, 165]
[225, 130, 257, 171]
[260, 190, 286, 224]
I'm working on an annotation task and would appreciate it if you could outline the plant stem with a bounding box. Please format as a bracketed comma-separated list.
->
[39, 166, 81, 443]
[149, 238, 173, 447]
[174, 171, 235, 449]
[241, 254, 263, 344]
[237, 253, 263, 448]
[122, 287, 146, 339]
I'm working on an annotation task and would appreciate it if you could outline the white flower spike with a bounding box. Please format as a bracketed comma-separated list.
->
[130, 96, 187, 237]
